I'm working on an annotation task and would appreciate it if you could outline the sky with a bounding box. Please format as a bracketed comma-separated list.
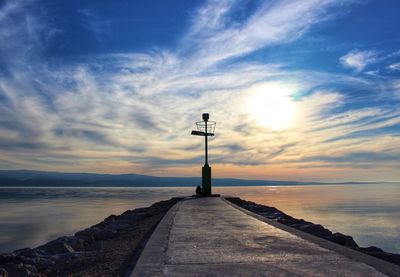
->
[0, 0, 399, 182]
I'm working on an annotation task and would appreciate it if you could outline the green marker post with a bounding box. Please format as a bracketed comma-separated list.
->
[191, 113, 216, 196]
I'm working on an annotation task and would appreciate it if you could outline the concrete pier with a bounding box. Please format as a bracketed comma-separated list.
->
[131, 197, 399, 276]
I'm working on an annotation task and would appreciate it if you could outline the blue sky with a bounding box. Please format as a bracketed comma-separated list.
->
[0, 0, 399, 181]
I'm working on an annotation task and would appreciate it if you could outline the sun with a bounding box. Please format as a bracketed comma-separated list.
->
[247, 83, 297, 131]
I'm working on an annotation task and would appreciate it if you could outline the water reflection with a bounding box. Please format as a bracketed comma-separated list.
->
[0, 187, 193, 252]
[0, 184, 399, 254]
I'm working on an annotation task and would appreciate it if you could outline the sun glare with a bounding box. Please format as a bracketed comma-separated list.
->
[247, 84, 297, 131]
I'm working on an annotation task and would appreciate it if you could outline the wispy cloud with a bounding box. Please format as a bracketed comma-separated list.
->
[78, 9, 113, 39]
[387, 62, 400, 72]
[0, 0, 399, 181]
[183, 0, 355, 69]
[339, 49, 378, 72]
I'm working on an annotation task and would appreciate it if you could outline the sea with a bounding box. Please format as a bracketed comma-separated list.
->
[0, 183, 399, 254]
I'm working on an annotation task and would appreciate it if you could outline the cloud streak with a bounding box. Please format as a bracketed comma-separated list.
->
[339, 49, 378, 72]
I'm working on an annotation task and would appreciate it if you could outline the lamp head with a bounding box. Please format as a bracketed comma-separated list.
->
[202, 113, 209, 122]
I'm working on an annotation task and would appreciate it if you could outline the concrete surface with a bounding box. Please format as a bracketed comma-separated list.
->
[131, 197, 396, 276]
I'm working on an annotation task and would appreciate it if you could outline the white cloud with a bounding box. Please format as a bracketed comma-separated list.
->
[0, 0, 399, 181]
[184, 0, 356, 69]
[387, 62, 400, 71]
[339, 50, 378, 72]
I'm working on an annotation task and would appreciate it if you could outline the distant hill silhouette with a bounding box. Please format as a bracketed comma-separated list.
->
[0, 170, 382, 187]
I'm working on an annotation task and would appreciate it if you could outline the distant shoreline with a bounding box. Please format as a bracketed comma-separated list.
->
[1, 182, 398, 188]
[1, 183, 398, 188]
[1, 169, 397, 188]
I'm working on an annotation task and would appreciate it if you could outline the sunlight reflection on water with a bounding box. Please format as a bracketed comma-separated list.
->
[0, 184, 399, 254]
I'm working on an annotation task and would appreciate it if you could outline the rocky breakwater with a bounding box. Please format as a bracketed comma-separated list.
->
[0, 197, 183, 277]
[227, 197, 400, 267]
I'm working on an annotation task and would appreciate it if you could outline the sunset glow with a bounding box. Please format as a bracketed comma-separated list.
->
[247, 84, 297, 131]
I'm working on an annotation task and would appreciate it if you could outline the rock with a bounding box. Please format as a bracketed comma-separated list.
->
[359, 246, 400, 265]
[20, 256, 41, 267]
[34, 256, 56, 270]
[269, 211, 286, 220]
[36, 236, 85, 255]
[297, 224, 333, 238]
[0, 268, 8, 277]
[107, 220, 131, 231]
[130, 207, 149, 214]
[119, 213, 140, 222]
[277, 216, 300, 226]
[360, 246, 385, 253]
[84, 241, 102, 252]
[104, 214, 118, 223]
[257, 207, 279, 214]
[75, 228, 97, 243]
[326, 232, 358, 247]
[53, 251, 86, 264]
[1, 251, 40, 268]
[21, 264, 37, 276]
[142, 206, 159, 216]
[13, 248, 35, 258]
[76, 226, 118, 242]
[359, 246, 400, 264]
[0, 253, 22, 264]
[97, 227, 118, 239]
[0, 263, 35, 277]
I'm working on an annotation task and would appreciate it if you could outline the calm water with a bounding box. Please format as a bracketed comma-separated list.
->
[0, 184, 399, 254]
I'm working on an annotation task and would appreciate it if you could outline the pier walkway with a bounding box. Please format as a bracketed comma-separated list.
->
[131, 197, 397, 276]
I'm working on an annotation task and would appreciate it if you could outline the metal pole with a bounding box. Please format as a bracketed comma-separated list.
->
[200, 113, 211, 196]
[205, 120, 208, 165]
